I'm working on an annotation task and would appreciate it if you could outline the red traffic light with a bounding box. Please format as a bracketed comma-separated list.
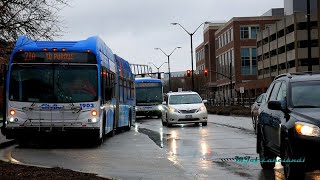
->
[204, 69, 208, 76]
[186, 70, 191, 77]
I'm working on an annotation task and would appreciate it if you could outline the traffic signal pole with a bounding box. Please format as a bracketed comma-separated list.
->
[206, 64, 233, 104]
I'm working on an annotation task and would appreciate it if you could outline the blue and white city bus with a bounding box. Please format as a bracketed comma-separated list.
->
[114, 55, 135, 130]
[135, 77, 163, 118]
[1, 36, 135, 144]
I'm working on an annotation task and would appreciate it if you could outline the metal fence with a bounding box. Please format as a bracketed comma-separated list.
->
[207, 98, 256, 108]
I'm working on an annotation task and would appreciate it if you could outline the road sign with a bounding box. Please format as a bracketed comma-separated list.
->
[240, 87, 244, 94]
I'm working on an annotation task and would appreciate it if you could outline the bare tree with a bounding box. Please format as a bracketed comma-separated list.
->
[0, 0, 68, 42]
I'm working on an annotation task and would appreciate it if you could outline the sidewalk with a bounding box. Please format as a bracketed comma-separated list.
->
[208, 114, 254, 133]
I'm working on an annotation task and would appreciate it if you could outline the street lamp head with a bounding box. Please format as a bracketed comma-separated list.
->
[154, 48, 160, 50]
[204, 21, 210, 24]
[171, 23, 178, 25]
[177, 47, 182, 49]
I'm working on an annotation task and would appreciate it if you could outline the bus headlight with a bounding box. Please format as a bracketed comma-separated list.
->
[9, 117, 14, 123]
[91, 118, 97, 123]
[88, 118, 98, 123]
[8, 117, 18, 123]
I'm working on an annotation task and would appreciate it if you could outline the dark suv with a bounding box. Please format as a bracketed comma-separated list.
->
[257, 72, 320, 180]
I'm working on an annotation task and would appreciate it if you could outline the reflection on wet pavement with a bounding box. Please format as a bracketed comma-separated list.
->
[137, 119, 320, 180]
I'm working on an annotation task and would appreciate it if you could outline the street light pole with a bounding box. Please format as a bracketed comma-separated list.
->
[149, 62, 168, 73]
[171, 22, 209, 91]
[155, 47, 181, 92]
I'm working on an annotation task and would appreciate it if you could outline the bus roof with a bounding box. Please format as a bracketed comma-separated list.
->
[114, 54, 133, 79]
[135, 77, 162, 83]
[12, 36, 115, 62]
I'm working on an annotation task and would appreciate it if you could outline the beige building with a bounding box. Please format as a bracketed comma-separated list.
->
[257, 12, 320, 82]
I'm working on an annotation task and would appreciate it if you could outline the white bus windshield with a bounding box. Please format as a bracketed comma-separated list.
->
[136, 84, 162, 104]
[9, 64, 98, 103]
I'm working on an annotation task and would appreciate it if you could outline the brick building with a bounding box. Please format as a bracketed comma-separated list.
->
[214, 16, 283, 101]
[196, 23, 224, 98]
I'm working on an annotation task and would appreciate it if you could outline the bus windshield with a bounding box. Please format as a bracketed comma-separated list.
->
[136, 85, 162, 104]
[9, 64, 98, 103]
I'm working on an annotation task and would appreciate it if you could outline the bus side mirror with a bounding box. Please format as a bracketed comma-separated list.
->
[203, 100, 208, 104]
[162, 101, 166, 105]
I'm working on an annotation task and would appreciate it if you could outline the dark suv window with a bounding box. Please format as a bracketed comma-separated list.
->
[269, 81, 281, 101]
[291, 81, 320, 108]
[276, 82, 287, 101]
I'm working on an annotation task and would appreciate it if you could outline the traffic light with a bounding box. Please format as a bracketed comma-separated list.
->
[157, 72, 161, 79]
[186, 70, 191, 77]
[204, 69, 208, 77]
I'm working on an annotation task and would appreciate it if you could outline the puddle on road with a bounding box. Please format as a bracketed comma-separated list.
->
[138, 127, 169, 149]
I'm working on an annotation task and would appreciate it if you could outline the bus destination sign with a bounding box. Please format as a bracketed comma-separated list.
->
[13, 52, 96, 64]
[136, 82, 161, 88]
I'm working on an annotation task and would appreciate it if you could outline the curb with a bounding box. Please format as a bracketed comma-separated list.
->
[0, 139, 16, 149]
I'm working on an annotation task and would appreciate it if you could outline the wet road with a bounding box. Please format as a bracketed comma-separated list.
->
[1, 115, 319, 180]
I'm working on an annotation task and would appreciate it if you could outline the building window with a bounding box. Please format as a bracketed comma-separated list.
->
[288, 60, 295, 68]
[231, 28, 234, 41]
[241, 48, 256, 75]
[240, 27, 249, 39]
[241, 48, 250, 75]
[298, 40, 318, 48]
[241, 26, 259, 39]
[251, 26, 260, 39]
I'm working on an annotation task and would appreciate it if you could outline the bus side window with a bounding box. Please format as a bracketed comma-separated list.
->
[101, 67, 106, 103]
[105, 70, 113, 101]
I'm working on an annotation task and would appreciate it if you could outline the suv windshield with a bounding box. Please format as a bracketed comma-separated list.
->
[9, 64, 98, 103]
[291, 81, 320, 108]
[169, 94, 202, 105]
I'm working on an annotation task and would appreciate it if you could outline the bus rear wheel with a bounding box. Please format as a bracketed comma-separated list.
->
[125, 114, 131, 131]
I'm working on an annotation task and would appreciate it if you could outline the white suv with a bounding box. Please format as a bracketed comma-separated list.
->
[161, 91, 208, 127]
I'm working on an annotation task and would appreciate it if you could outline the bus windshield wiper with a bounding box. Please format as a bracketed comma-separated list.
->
[56, 81, 74, 107]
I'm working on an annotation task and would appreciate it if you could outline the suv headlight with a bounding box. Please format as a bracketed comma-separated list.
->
[169, 107, 180, 113]
[295, 122, 320, 137]
[196, 106, 207, 113]
[158, 105, 163, 111]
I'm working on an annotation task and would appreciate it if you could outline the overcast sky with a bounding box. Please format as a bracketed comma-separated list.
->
[60, 0, 283, 72]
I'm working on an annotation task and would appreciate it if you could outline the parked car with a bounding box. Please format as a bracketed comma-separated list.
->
[257, 72, 320, 180]
[161, 91, 208, 127]
[251, 93, 266, 134]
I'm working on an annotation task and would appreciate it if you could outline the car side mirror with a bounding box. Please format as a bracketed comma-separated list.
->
[268, 101, 282, 110]
[162, 101, 166, 105]
[203, 100, 208, 103]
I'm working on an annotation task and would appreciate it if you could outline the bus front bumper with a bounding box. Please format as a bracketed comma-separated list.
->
[2, 126, 100, 139]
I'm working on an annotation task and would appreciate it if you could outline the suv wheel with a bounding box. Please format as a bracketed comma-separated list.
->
[283, 140, 305, 180]
[258, 136, 276, 169]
